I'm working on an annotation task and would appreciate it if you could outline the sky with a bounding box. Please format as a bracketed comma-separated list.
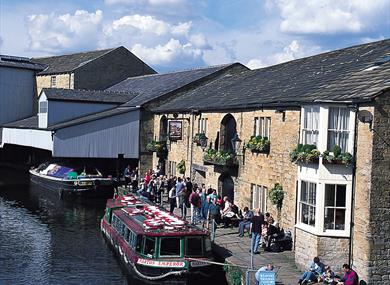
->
[0, 0, 389, 72]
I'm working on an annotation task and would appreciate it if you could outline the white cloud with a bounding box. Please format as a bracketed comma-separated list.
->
[271, 0, 389, 34]
[27, 10, 103, 53]
[131, 38, 202, 65]
[105, 0, 184, 6]
[246, 59, 265, 70]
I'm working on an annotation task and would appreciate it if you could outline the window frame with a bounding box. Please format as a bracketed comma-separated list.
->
[254, 116, 271, 138]
[301, 106, 320, 145]
[39, 101, 48, 113]
[299, 180, 317, 227]
[50, 75, 57, 87]
[159, 237, 182, 258]
[324, 184, 347, 231]
[185, 236, 203, 257]
[251, 184, 267, 213]
[327, 107, 351, 153]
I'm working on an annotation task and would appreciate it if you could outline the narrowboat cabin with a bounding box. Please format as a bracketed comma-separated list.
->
[101, 194, 215, 282]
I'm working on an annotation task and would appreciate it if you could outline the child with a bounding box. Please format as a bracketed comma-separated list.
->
[321, 265, 335, 284]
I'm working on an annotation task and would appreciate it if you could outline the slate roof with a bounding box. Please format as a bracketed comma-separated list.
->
[32, 48, 115, 75]
[107, 63, 248, 107]
[2, 116, 39, 129]
[154, 39, 390, 113]
[0, 55, 44, 71]
[48, 106, 139, 130]
[41, 88, 138, 104]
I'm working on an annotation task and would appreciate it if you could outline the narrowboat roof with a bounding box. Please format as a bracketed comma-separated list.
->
[108, 194, 208, 236]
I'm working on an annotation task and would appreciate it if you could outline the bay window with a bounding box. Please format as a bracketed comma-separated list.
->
[324, 184, 346, 230]
[299, 181, 316, 227]
[328, 107, 350, 152]
[302, 106, 319, 145]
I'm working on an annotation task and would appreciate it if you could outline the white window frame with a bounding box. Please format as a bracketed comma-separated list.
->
[324, 184, 347, 231]
[299, 180, 317, 227]
[301, 106, 320, 145]
[254, 117, 271, 138]
[39, 101, 48, 113]
[198, 118, 207, 134]
[327, 107, 351, 153]
[251, 184, 267, 213]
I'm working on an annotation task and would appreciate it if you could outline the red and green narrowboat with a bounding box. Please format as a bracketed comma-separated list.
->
[100, 194, 215, 282]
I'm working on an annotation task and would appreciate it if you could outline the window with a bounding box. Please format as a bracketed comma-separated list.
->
[204, 237, 212, 253]
[186, 237, 203, 257]
[39, 101, 48, 113]
[124, 227, 130, 243]
[50, 76, 57, 87]
[324, 184, 346, 230]
[254, 117, 271, 138]
[302, 107, 319, 145]
[299, 181, 316, 227]
[198, 118, 208, 134]
[160, 237, 181, 256]
[251, 184, 267, 213]
[328, 107, 350, 152]
[136, 235, 143, 253]
[143, 237, 155, 257]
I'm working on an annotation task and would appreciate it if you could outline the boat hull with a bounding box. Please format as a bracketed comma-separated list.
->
[30, 170, 114, 199]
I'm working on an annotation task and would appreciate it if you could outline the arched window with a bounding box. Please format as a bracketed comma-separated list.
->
[220, 114, 237, 151]
[159, 116, 168, 141]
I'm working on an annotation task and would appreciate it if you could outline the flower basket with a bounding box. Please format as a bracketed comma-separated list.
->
[146, 140, 167, 157]
[290, 144, 320, 164]
[193, 133, 208, 146]
[203, 149, 237, 166]
[269, 183, 284, 209]
[322, 145, 353, 167]
[246, 135, 270, 154]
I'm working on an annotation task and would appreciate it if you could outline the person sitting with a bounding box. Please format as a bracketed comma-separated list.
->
[336, 264, 358, 285]
[320, 265, 335, 284]
[264, 223, 280, 251]
[255, 263, 275, 285]
[238, 207, 253, 237]
[221, 196, 236, 228]
[298, 256, 325, 284]
[265, 212, 275, 225]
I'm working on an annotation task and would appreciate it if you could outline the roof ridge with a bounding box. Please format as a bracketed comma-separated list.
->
[43, 87, 136, 95]
[31, 47, 117, 60]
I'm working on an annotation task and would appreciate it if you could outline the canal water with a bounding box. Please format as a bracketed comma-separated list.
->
[0, 167, 227, 285]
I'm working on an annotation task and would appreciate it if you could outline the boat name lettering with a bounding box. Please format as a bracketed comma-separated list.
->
[137, 258, 185, 268]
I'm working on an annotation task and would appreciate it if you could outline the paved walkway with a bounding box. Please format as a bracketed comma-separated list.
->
[117, 187, 302, 284]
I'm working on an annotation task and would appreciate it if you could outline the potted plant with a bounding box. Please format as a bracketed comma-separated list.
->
[177, 159, 186, 175]
[322, 145, 353, 166]
[193, 133, 208, 145]
[246, 135, 270, 153]
[269, 183, 285, 209]
[203, 148, 237, 166]
[290, 144, 320, 164]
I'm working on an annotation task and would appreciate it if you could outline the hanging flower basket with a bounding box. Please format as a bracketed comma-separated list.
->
[177, 159, 186, 174]
[269, 183, 285, 209]
[193, 133, 208, 146]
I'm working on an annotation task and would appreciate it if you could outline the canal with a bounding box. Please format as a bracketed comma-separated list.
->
[0, 167, 227, 285]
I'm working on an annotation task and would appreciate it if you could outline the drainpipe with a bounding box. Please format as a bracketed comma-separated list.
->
[189, 112, 195, 181]
[348, 105, 359, 266]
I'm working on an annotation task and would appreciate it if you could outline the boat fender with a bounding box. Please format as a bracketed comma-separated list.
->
[119, 246, 124, 256]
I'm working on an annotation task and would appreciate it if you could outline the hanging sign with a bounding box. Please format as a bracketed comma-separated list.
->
[169, 121, 182, 141]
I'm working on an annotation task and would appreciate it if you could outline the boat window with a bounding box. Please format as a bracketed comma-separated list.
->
[124, 227, 130, 243]
[129, 231, 136, 249]
[120, 223, 125, 237]
[136, 235, 143, 253]
[143, 237, 155, 257]
[204, 237, 212, 253]
[160, 237, 181, 257]
[186, 237, 203, 257]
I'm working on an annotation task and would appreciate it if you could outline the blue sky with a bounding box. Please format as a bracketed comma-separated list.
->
[1, 0, 389, 72]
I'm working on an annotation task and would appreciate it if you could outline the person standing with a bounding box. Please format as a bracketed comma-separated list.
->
[168, 186, 176, 214]
[189, 188, 201, 224]
[249, 209, 264, 254]
[175, 177, 187, 219]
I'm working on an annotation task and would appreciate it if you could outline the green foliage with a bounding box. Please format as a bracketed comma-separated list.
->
[177, 159, 186, 174]
[246, 135, 271, 153]
[224, 265, 242, 285]
[290, 144, 320, 164]
[203, 148, 236, 165]
[322, 145, 353, 166]
[193, 133, 208, 145]
[269, 183, 285, 208]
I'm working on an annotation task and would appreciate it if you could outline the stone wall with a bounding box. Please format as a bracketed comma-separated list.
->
[295, 228, 349, 272]
[36, 73, 73, 95]
[153, 109, 300, 231]
[367, 92, 390, 284]
[139, 110, 155, 176]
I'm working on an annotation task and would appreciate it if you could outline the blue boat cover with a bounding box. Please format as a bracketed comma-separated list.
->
[47, 166, 74, 178]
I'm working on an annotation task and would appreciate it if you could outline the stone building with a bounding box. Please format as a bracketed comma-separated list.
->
[151, 39, 390, 283]
[31, 46, 156, 95]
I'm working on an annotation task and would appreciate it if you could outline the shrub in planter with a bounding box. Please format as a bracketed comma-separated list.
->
[177, 159, 186, 174]
[269, 183, 285, 208]
[246, 135, 270, 153]
[290, 144, 320, 164]
[322, 145, 353, 166]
